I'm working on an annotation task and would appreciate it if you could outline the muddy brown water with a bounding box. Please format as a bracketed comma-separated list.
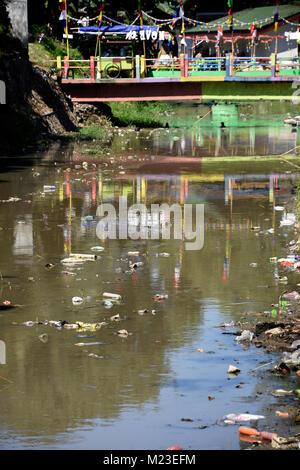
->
[0, 103, 300, 450]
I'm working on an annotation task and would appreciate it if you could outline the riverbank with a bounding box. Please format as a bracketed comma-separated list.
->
[0, 52, 171, 156]
[222, 193, 300, 449]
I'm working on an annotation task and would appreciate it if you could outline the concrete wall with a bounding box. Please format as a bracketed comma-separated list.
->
[6, 0, 28, 47]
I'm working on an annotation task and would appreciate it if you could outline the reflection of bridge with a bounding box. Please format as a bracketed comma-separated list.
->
[225, 172, 300, 204]
[61, 55, 300, 102]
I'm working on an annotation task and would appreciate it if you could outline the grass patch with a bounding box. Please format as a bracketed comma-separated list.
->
[72, 126, 109, 141]
[29, 25, 84, 70]
[109, 101, 171, 128]
[28, 42, 53, 68]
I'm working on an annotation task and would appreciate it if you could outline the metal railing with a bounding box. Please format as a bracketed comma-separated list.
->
[187, 57, 226, 72]
[56, 56, 135, 79]
[231, 57, 272, 75]
[56, 53, 300, 81]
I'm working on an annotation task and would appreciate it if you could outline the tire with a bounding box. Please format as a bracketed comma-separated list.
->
[105, 63, 121, 79]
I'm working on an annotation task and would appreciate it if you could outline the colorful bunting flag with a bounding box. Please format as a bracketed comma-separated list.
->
[59, 1, 67, 34]
[138, 0, 143, 26]
[274, 0, 279, 32]
[98, 1, 105, 22]
[227, 0, 233, 32]
[179, 0, 185, 34]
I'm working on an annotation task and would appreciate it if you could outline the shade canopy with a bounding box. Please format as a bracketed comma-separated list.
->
[78, 25, 160, 34]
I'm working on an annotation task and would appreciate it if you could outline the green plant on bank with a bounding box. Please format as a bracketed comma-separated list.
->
[109, 101, 171, 128]
[72, 126, 108, 140]
[29, 24, 83, 66]
[72, 102, 172, 143]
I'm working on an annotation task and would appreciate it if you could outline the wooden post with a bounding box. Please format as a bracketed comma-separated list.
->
[96, 56, 101, 79]
[90, 56, 95, 80]
[225, 53, 231, 79]
[136, 55, 140, 79]
[63, 55, 69, 78]
[184, 54, 189, 77]
[180, 53, 185, 78]
[140, 55, 146, 78]
[65, 0, 70, 59]
[271, 53, 276, 79]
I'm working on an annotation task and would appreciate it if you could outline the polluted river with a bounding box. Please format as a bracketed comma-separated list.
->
[0, 102, 300, 451]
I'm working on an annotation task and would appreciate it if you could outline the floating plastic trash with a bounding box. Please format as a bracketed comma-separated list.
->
[223, 413, 265, 423]
[72, 296, 83, 305]
[70, 253, 97, 260]
[152, 294, 168, 301]
[227, 365, 240, 375]
[110, 314, 121, 322]
[38, 333, 48, 343]
[117, 329, 131, 337]
[235, 330, 254, 343]
[61, 257, 84, 264]
[280, 213, 296, 226]
[103, 292, 122, 300]
[76, 321, 103, 331]
[88, 353, 104, 359]
[90, 246, 104, 252]
[129, 262, 144, 269]
[282, 291, 300, 300]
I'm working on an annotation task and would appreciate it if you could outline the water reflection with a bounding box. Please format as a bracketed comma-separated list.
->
[0, 124, 300, 449]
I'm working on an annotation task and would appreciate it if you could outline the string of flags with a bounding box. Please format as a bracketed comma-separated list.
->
[60, 0, 300, 35]
[64, 13, 300, 32]
[274, 0, 279, 33]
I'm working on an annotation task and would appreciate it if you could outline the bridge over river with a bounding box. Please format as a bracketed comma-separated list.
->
[60, 54, 300, 102]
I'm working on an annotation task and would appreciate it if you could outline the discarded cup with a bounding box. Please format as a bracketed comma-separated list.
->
[227, 364, 240, 375]
[38, 333, 48, 343]
[72, 296, 83, 305]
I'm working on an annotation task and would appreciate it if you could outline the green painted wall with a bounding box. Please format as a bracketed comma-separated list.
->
[201, 81, 296, 101]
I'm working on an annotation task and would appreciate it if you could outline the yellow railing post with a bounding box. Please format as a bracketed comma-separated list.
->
[57, 56, 62, 71]
[141, 55, 146, 78]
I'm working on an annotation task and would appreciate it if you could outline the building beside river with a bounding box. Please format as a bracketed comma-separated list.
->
[185, 4, 300, 58]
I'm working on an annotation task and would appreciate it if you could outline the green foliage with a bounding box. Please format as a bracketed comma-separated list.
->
[73, 126, 107, 140]
[109, 101, 171, 127]
[30, 24, 83, 61]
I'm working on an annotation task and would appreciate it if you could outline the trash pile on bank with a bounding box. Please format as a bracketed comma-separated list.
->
[218, 207, 300, 449]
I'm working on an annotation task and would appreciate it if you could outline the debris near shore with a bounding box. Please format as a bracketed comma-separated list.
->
[284, 116, 300, 127]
